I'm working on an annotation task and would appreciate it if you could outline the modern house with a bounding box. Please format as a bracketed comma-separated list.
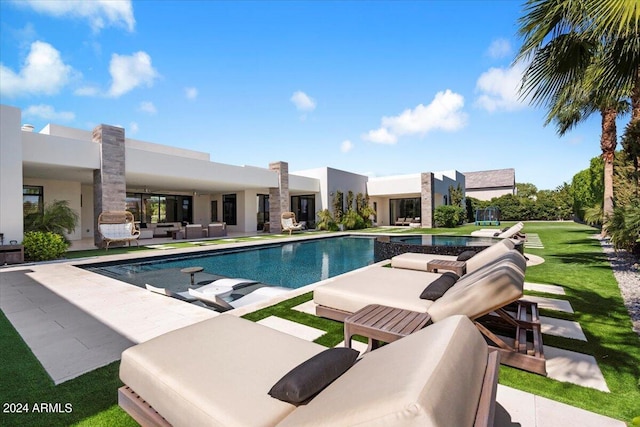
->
[464, 168, 516, 201]
[2, 104, 483, 246]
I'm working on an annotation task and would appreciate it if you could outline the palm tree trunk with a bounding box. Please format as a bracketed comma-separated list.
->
[633, 66, 640, 196]
[601, 108, 617, 218]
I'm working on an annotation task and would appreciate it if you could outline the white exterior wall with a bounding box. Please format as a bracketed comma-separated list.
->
[466, 188, 513, 201]
[192, 194, 210, 227]
[0, 105, 24, 243]
[242, 190, 259, 232]
[367, 174, 421, 197]
[23, 178, 83, 241]
[81, 185, 94, 238]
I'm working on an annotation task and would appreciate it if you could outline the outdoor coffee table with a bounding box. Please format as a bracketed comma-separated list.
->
[344, 304, 431, 353]
[426, 259, 466, 276]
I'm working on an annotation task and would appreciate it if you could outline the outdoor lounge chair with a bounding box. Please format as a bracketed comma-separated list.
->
[97, 211, 140, 250]
[314, 250, 546, 375]
[188, 279, 290, 312]
[471, 221, 524, 238]
[145, 284, 198, 302]
[281, 212, 303, 235]
[119, 314, 499, 427]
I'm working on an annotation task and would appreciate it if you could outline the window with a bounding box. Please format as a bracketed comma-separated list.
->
[126, 193, 192, 224]
[211, 200, 218, 222]
[389, 198, 420, 222]
[23, 186, 44, 219]
[291, 195, 315, 228]
[223, 194, 237, 225]
[257, 194, 269, 230]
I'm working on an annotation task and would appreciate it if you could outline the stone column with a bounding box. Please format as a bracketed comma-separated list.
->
[268, 161, 289, 234]
[93, 125, 126, 247]
[421, 172, 434, 228]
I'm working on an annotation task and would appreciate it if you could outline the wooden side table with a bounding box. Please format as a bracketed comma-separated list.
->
[426, 259, 466, 276]
[344, 304, 431, 353]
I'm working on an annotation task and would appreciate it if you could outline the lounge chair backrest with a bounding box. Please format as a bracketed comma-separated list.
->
[498, 221, 524, 238]
[466, 238, 515, 272]
[428, 252, 526, 322]
[277, 315, 491, 427]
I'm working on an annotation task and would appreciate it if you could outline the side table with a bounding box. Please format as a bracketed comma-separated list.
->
[344, 304, 431, 353]
[426, 259, 466, 276]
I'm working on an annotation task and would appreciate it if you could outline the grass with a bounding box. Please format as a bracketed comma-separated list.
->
[2, 222, 639, 425]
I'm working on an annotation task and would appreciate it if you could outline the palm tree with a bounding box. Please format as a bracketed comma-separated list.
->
[516, 0, 636, 216]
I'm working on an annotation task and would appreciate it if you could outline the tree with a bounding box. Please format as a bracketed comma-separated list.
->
[516, 183, 538, 199]
[517, 0, 635, 218]
[24, 200, 79, 242]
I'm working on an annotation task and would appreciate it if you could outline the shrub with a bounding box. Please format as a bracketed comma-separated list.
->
[22, 231, 69, 261]
[342, 209, 366, 230]
[316, 209, 339, 231]
[605, 204, 640, 252]
[434, 205, 464, 228]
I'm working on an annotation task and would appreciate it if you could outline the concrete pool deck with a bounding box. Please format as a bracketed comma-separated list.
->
[0, 239, 627, 426]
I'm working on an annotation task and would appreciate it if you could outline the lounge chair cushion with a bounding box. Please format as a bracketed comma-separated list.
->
[419, 272, 459, 300]
[456, 250, 476, 261]
[277, 315, 489, 427]
[120, 315, 326, 426]
[268, 348, 359, 404]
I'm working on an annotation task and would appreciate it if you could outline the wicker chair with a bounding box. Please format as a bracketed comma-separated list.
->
[97, 211, 140, 250]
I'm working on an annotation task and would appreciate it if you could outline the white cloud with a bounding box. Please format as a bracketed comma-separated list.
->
[363, 90, 467, 144]
[290, 91, 316, 111]
[23, 104, 75, 121]
[487, 38, 512, 59]
[129, 121, 139, 135]
[138, 101, 157, 114]
[14, 0, 135, 32]
[341, 140, 354, 153]
[0, 41, 74, 97]
[474, 62, 528, 112]
[107, 51, 159, 97]
[362, 127, 398, 144]
[74, 85, 100, 96]
[185, 87, 198, 100]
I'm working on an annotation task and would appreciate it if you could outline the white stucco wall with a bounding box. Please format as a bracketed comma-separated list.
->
[81, 184, 94, 238]
[367, 174, 421, 197]
[0, 105, 24, 243]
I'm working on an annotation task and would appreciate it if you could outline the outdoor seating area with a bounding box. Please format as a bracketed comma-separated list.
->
[118, 314, 499, 427]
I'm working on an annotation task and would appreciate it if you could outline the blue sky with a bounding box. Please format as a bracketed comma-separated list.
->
[0, 1, 617, 190]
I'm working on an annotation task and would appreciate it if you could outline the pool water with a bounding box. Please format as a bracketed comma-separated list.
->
[83, 236, 375, 290]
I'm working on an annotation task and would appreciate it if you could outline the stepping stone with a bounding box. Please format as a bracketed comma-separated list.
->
[544, 345, 609, 392]
[524, 282, 566, 295]
[540, 316, 587, 341]
[523, 296, 574, 313]
[291, 300, 316, 315]
[145, 244, 173, 250]
[257, 316, 325, 341]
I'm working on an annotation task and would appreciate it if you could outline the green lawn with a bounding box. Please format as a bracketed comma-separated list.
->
[1, 222, 639, 425]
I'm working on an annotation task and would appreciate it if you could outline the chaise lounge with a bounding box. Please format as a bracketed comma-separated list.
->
[471, 221, 524, 239]
[314, 250, 546, 375]
[119, 314, 499, 427]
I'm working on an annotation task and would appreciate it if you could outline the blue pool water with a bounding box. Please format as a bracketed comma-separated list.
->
[84, 236, 375, 290]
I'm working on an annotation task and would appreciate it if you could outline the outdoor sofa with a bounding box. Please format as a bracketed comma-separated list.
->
[119, 314, 499, 427]
[97, 211, 140, 250]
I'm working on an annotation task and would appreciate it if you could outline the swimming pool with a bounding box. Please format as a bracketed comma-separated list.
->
[82, 236, 375, 291]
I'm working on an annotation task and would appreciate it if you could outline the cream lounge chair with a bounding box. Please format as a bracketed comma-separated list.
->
[188, 279, 290, 312]
[471, 221, 524, 238]
[281, 212, 303, 235]
[97, 211, 140, 250]
[314, 250, 546, 375]
[391, 238, 515, 273]
[119, 314, 499, 427]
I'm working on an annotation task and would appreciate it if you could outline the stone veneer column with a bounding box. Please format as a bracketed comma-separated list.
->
[268, 161, 289, 234]
[93, 125, 126, 247]
[421, 172, 434, 228]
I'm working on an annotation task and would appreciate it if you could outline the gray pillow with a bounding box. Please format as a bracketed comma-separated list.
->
[456, 250, 476, 261]
[268, 347, 359, 404]
[420, 272, 459, 300]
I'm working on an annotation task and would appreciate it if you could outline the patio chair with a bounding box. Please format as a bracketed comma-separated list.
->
[314, 250, 546, 375]
[97, 211, 140, 250]
[281, 212, 303, 235]
[471, 221, 524, 238]
[119, 314, 499, 427]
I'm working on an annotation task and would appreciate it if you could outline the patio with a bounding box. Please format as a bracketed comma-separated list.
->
[0, 233, 630, 426]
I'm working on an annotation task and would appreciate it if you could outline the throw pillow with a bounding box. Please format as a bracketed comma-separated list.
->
[456, 250, 476, 261]
[268, 347, 359, 404]
[420, 272, 459, 300]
